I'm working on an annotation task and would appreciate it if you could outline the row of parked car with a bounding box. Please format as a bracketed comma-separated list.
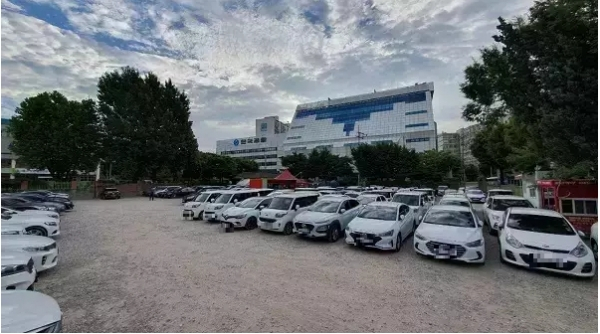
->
[180, 186, 597, 279]
[1, 190, 65, 332]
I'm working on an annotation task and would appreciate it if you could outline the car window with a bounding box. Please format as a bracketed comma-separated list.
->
[491, 199, 532, 211]
[309, 200, 340, 213]
[215, 194, 233, 204]
[423, 210, 476, 228]
[391, 194, 419, 206]
[238, 198, 263, 208]
[259, 198, 272, 207]
[507, 213, 575, 235]
[439, 200, 471, 208]
[357, 205, 398, 221]
[269, 197, 293, 210]
[348, 199, 360, 208]
[399, 205, 410, 216]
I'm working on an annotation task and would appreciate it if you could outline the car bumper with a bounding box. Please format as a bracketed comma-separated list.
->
[414, 240, 485, 263]
[30, 248, 59, 272]
[258, 219, 285, 232]
[222, 216, 249, 228]
[468, 197, 486, 203]
[345, 233, 395, 250]
[1, 267, 37, 290]
[204, 211, 221, 222]
[295, 223, 329, 238]
[500, 244, 596, 277]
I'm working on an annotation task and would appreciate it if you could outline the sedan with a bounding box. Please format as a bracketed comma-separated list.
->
[221, 197, 272, 230]
[345, 202, 415, 252]
[1, 290, 62, 332]
[294, 197, 361, 242]
[413, 205, 485, 264]
[465, 189, 486, 203]
[5, 196, 65, 213]
[498, 207, 596, 278]
[1, 214, 60, 237]
[1, 251, 36, 290]
[1, 235, 59, 272]
[1, 197, 57, 213]
[2, 207, 60, 220]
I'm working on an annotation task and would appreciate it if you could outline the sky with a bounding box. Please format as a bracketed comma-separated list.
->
[1, 0, 533, 151]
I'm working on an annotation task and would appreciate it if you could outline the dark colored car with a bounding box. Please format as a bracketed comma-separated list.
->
[14, 193, 73, 211]
[22, 190, 70, 200]
[158, 186, 182, 198]
[2, 196, 64, 212]
[1, 197, 55, 212]
[99, 187, 121, 200]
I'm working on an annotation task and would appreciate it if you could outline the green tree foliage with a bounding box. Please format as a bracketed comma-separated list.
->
[417, 150, 462, 185]
[460, 0, 597, 174]
[280, 153, 309, 176]
[464, 164, 480, 181]
[97, 67, 198, 181]
[281, 148, 354, 180]
[351, 142, 419, 180]
[7, 91, 102, 180]
[186, 152, 259, 182]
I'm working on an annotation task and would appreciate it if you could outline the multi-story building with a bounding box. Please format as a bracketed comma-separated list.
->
[437, 132, 460, 157]
[457, 124, 483, 166]
[281, 82, 437, 157]
[216, 116, 289, 172]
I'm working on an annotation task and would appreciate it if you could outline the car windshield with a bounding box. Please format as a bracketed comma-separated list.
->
[439, 200, 470, 208]
[423, 210, 476, 228]
[507, 214, 575, 235]
[309, 200, 340, 213]
[195, 193, 209, 202]
[392, 195, 419, 206]
[357, 206, 397, 221]
[215, 194, 233, 204]
[345, 193, 359, 198]
[269, 197, 293, 210]
[357, 196, 377, 205]
[239, 198, 262, 208]
[492, 199, 532, 211]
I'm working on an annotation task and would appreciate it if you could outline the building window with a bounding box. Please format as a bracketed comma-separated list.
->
[406, 137, 430, 143]
[343, 143, 360, 148]
[260, 137, 267, 142]
[371, 140, 393, 145]
[405, 110, 427, 116]
[561, 199, 597, 215]
[286, 136, 302, 140]
[291, 125, 305, 129]
[260, 123, 267, 132]
[405, 123, 429, 128]
[528, 187, 536, 197]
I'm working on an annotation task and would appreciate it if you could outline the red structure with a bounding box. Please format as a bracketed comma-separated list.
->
[248, 169, 305, 189]
[537, 179, 597, 234]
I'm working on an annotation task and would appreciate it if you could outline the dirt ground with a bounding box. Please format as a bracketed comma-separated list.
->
[36, 198, 598, 332]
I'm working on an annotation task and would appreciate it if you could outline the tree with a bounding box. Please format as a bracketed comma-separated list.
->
[464, 164, 480, 181]
[281, 149, 355, 180]
[460, 0, 597, 174]
[416, 150, 461, 186]
[281, 153, 309, 177]
[351, 142, 419, 181]
[7, 91, 103, 180]
[97, 67, 198, 181]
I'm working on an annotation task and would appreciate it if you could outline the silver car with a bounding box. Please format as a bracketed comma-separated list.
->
[293, 197, 362, 242]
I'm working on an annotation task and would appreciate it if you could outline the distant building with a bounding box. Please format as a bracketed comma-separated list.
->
[216, 116, 289, 172]
[457, 124, 483, 166]
[282, 82, 437, 157]
[437, 132, 460, 157]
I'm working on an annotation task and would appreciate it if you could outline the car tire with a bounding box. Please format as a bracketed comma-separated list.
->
[198, 212, 204, 221]
[591, 239, 598, 261]
[327, 223, 341, 242]
[394, 233, 402, 252]
[246, 217, 258, 230]
[283, 222, 293, 235]
[26, 226, 47, 237]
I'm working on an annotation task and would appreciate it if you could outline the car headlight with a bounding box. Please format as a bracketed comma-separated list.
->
[275, 213, 286, 218]
[505, 233, 523, 248]
[414, 232, 426, 240]
[191, 204, 200, 208]
[345, 227, 352, 234]
[44, 221, 57, 226]
[23, 246, 45, 252]
[378, 230, 394, 237]
[465, 239, 483, 247]
[1, 264, 28, 277]
[570, 241, 588, 258]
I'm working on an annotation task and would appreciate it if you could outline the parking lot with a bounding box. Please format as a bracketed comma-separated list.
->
[37, 197, 597, 332]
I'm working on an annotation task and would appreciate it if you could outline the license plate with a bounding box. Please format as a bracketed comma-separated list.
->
[297, 228, 308, 234]
[359, 238, 372, 243]
[211, 214, 216, 219]
[263, 223, 272, 229]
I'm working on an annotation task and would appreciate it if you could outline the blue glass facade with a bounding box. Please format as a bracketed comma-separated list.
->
[295, 91, 427, 135]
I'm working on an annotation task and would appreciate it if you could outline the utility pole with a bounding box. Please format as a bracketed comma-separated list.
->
[355, 125, 367, 186]
[459, 129, 466, 188]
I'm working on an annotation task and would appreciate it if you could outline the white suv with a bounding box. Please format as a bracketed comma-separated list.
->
[182, 190, 223, 220]
[391, 191, 431, 226]
[204, 189, 265, 222]
[221, 197, 272, 230]
[259, 192, 320, 234]
[294, 197, 362, 242]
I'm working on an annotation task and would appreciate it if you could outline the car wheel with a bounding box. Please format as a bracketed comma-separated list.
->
[394, 233, 402, 252]
[327, 223, 341, 242]
[246, 217, 258, 230]
[283, 222, 293, 235]
[591, 239, 598, 260]
[26, 227, 47, 237]
[198, 212, 204, 221]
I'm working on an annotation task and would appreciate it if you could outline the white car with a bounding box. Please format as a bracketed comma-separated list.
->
[413, 205, 485, 264]
[1, 224, 27, 236]
[259, 192, 320, 234]
[465, 189, 486, 203]
[181, 190, 223, 220]
[591, 222, 598, 260]
[204, 190, 263, 223]
[1, 213, 60, 237]
[345, 202, 416, 252]
[438, 196, 472, 209]
[2, 207, 60, 220]
[2, 251, 36, 290]
[294, 197, 362, 242]
[487, 188, 514, 198]
[498, 207, 596, 278]
[484, 195, 534, 235]
[267, 190, 295, 197]
[391, 191, 431, 226]
[414, 188, 435, 202]
[221, 197, 272, 230]
[1, 290, 62, 332]
[356, 194, 387, 205]
[1, 235, 59, 272]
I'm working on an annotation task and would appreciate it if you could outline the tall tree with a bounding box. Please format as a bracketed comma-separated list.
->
[351, 142, 420, 181]
[460, 0, 598, 173]
[97, 67, 198, 181]
[281, 152, 309, 177]
[7, 91, 103, 180]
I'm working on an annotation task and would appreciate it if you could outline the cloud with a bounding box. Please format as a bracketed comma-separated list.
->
[1, 0, 534, 150]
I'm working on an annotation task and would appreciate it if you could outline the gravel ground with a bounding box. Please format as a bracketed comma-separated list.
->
[36, 198, 598, 332]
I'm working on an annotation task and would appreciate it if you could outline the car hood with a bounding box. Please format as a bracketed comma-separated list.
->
[294, 211, 337, 223]
[348, 217, 395, 234]
[416, 223, 481, 243]
[1, 290, 61, 333]
[466, 193, 485, 198]
[1, 250, 31, 265]
[260, 208, 288, 218]
[15, 210, 59, 218]
[223, 207, 255, 216]
[1, 235, 55, 248]
[1, 224, 25, 235]
[508, 228, 581, 251]
[2, 216, 59, 225]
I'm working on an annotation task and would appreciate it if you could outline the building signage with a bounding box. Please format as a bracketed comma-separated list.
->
[233, 139, 239, 146]
[261, 123, 267, 132]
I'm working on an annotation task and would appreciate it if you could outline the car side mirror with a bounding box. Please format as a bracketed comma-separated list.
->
[400, 214, 405, 220]
[234, 199, 238, 203]
[577, 230, 586, 238]
[259, 205, 265, 210]
[498, 224, 504, 231]
[295, 204, 300, 210]
[476, 219, 483, 227]
[210, 199, 215, 203]
[340, 208, 346, 213]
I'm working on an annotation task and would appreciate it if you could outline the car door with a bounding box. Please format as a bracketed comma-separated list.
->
[339, 200, 360, 228]
[397, 205, 412, 239]
[483, 198, 493, 225]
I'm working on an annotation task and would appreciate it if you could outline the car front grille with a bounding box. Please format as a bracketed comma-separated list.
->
[294, 223, 314, 232]
[349, 232, 381, 245]
[425, 241, 466, 258]
[519, 254, 577, 271]
[523, 244, 570, 254]
[260, 217, 277, 223]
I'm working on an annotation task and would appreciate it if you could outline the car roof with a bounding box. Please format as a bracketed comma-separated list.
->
[415, 188, 434, 191]
[366, 201, 402, 208]
[488, 188, 513, 192]
[429, 205, 472, 213]
[394, 191, 424, 196]
[316, 196, 347, 202]
[508, 207, 563, 217]
[439, 196, 470, 202]
[358, 193, 381, 197]
[202, 190, 223, 194]
[490, 195, 527, 200]
[277, 192, 320, 198]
